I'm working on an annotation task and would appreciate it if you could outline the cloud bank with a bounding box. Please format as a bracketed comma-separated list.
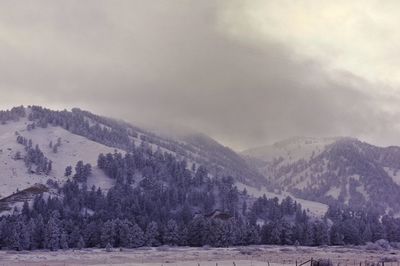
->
[0, 0, 399, 150]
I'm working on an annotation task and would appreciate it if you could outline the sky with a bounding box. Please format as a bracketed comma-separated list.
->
[1, 0, 400, 151]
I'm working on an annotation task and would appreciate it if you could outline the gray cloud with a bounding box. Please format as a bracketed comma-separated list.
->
[0, 0, 399, 150]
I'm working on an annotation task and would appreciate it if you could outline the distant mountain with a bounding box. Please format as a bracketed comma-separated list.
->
[242, 137, 400, 212]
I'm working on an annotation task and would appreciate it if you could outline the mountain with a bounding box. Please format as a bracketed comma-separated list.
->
[2, 106, 400, 250]
[242, 136, 400, 212]
[0, 106, 328, 250]
[0, 106, 327, 216]
[0, 106, 262, 204]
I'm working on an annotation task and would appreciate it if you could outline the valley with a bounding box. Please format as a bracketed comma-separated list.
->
[1, 245, 399, 266]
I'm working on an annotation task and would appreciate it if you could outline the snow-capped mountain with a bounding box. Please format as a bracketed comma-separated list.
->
[0, 106, 327, 216]
[242, 137, 400, 212]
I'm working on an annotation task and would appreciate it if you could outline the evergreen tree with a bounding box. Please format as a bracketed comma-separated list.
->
[144, 221, 160, 247]
[163, 219, 180, 246]
[130, 224, 144, 248]
[77, 236, 85, 250]
[65, 166, 72, 177]
[45, 211, 61, 251]
[8, 225, 22, 251]
[101, 220, 116, 247]
[60, 232, 69, 249]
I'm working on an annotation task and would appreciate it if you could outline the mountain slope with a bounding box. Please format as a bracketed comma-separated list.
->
[0, 106, 329, 217]
[32, 106, 265, 186]
[0, 106, 262, 197]
[0, 109, 118, 199]
[242, 137, 400, 212]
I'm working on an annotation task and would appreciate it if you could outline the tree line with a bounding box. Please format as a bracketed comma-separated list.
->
[2, 141, 400, 251]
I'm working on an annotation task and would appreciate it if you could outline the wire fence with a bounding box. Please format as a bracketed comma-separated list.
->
[1, 259, 399, 266]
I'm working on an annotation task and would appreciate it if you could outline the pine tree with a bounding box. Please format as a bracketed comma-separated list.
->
[101, 220, 116, 247]
[330, 224, 344, 245]
[60, 232, 69, 249]
[105, 242, 113, 252]
[20, 220, 33, 250]
[65, 166, 72, 177]
[144, 221, 160, 247]
[163, 219, 180, 246]
[77, 236, 85, 250]
[313, 220, 329, 246]
[45, 211, 61, 251]
[187, 217, 206, 247]
[130, 223, 144, 248]
[22, 201, 30, 217]
[69, 226, 81, 248]
[8, 225, 22, 251]
[74, 161, 84, 181]
[32, 215, 45, 249]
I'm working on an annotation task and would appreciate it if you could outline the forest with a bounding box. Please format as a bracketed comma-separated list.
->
[1, 142, 400, 251]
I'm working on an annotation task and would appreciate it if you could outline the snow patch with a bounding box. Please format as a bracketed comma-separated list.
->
[384, 167, 400, 185]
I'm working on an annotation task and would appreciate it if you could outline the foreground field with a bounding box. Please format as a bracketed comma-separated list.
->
[0, 245, 399, 266]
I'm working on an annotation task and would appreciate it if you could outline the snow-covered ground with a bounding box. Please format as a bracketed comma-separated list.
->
[0, 117, 119, 199]
[0, 118, 47, 198]
[0, 245, 398, 266]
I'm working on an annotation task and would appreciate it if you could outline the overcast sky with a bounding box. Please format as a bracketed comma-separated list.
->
[1, 0, 400, 151]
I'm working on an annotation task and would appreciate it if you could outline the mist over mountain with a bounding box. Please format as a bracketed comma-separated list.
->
[1, 106, 400, 252]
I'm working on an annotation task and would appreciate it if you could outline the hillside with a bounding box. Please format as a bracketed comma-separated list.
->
[0, 108, 118, 200]
[1, 107, 400, 251]
[32, 106, 265, 186]
[0, 106, 327, 217]
[0, 106, 260, 197]
[242, 137, 400, 212]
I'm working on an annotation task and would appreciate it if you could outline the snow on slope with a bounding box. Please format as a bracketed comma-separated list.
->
[384, 167, 400, 186]
[0, 119, 44, 198]
[236, 183, 328, 217]
[0, 117, 119, 199]
[243, 136, 340, 164]
[243, 136, 400, 212]
[25, 124, 119, 190]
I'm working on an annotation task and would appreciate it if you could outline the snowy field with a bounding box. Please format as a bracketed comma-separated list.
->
[0, 245, 399, 266]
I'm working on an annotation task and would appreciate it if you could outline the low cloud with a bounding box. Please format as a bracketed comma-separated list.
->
[0, 0, 399, 150]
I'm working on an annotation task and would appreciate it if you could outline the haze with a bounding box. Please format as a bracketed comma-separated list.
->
[1, 0, 400, 150]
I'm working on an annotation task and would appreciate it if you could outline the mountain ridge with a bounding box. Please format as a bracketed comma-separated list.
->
[242, 136, 400, 212]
